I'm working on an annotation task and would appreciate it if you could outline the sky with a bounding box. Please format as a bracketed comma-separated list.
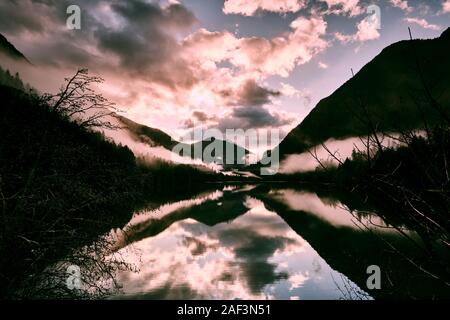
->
[1, 0, 449, 145]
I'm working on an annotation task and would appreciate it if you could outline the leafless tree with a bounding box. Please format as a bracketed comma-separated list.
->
[16, 234, 139, 299]
[44, 68, 118, 129]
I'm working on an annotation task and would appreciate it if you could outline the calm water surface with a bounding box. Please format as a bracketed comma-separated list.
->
[103, 185, 449, 299]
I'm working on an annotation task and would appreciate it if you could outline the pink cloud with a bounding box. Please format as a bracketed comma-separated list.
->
[390, 0, 413, 12]
[222, 0, 363, 17]
[318, 61, 329, 69]
[404, 17, 442, 31]
[3, 0, 328, 136]
[443, 0, 450, 13]
[280, 83, 312, 107]
[181, 15, 329, 102]
[321, 0, 363, 17]
[232, 16, 328, 77]
[335, 16, 380, 43]
[223, 0, 306, 16]
[184, 16, 328, 78]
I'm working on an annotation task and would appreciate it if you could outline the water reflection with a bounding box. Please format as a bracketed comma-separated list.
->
[103, 185, 449, 299]
[108, 186, 373, 299]
[267, 189, 407, 233]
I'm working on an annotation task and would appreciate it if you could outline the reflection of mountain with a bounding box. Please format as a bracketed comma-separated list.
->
[0, 33, 31, 64]
[116, 115, 250, 169]
[115, 185, 450, 299]
[249, 185, 450, 299]
[112, 186, 366, 300]
[273, 28, 450, 161]
[113, 188, 250, 249]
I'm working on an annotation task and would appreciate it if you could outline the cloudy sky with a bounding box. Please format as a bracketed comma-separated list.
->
[1, 0, 449, 142]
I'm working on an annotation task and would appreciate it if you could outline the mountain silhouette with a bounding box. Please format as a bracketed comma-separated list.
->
[273, 27, 450, 161]
[115, 114, 179, 150]
[116, 114, 250, 168]
[0, 33, 31, 64]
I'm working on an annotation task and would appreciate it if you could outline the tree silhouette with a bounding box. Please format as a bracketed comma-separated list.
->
[45, 68, 118, 129]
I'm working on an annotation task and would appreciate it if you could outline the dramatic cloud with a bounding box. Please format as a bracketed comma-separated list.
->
[335, 16, 380, 43]
[2, 0, 446, 150]
[183, 15, 328, 78]
[404, 17, 442, 30]
[193, 110, 213, 122]
[390, 0, 412, 12]
[321, 0, 364, 16]
[183, 110, 218, 128]
[222, 0, 306, 16]
[236, 80, 280, 106]
[0, 0, 58, 35]
[218, 105, 294, 130]
[443, 0, 450, 13]
[222, 0, 363, 17]
[235, 16, 328, 77]
[95, 1, 198, 88]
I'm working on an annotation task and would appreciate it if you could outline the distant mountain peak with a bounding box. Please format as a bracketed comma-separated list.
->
[0, 33, 31, 64]
[116, 114, 251, 169]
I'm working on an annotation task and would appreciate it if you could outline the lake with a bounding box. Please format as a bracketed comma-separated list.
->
[100, 184, 450, 300]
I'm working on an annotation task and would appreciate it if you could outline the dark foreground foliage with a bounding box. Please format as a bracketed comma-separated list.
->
[0, 80, 218, 298]
[268, 127, 450, 291]
[275, 128, 450, 240]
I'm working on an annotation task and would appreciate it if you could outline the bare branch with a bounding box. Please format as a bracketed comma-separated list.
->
[46, 68, 119, 129]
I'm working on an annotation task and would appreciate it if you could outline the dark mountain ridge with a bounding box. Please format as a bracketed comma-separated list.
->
[273, 27, 450, 161]
[116, 114, 250, 169]
[0, 33, 31, 64]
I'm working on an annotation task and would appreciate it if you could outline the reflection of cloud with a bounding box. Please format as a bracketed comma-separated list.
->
[108, 194, 367, 299]
[288, 271, 309, 290]
[183, 236, 214, 256]
[110, 201, 292, 298]
[108, 190, 224, 251]
[312, 258, 322, 274]
[218, 227, 291, 293]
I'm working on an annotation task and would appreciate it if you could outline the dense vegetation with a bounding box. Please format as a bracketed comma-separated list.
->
[265, 127, 450, 291]
[0, 68, 219, 298]
[0, 65, 31, 91]
[275, 129, 449, 230]
[1, 26, 449, 298]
